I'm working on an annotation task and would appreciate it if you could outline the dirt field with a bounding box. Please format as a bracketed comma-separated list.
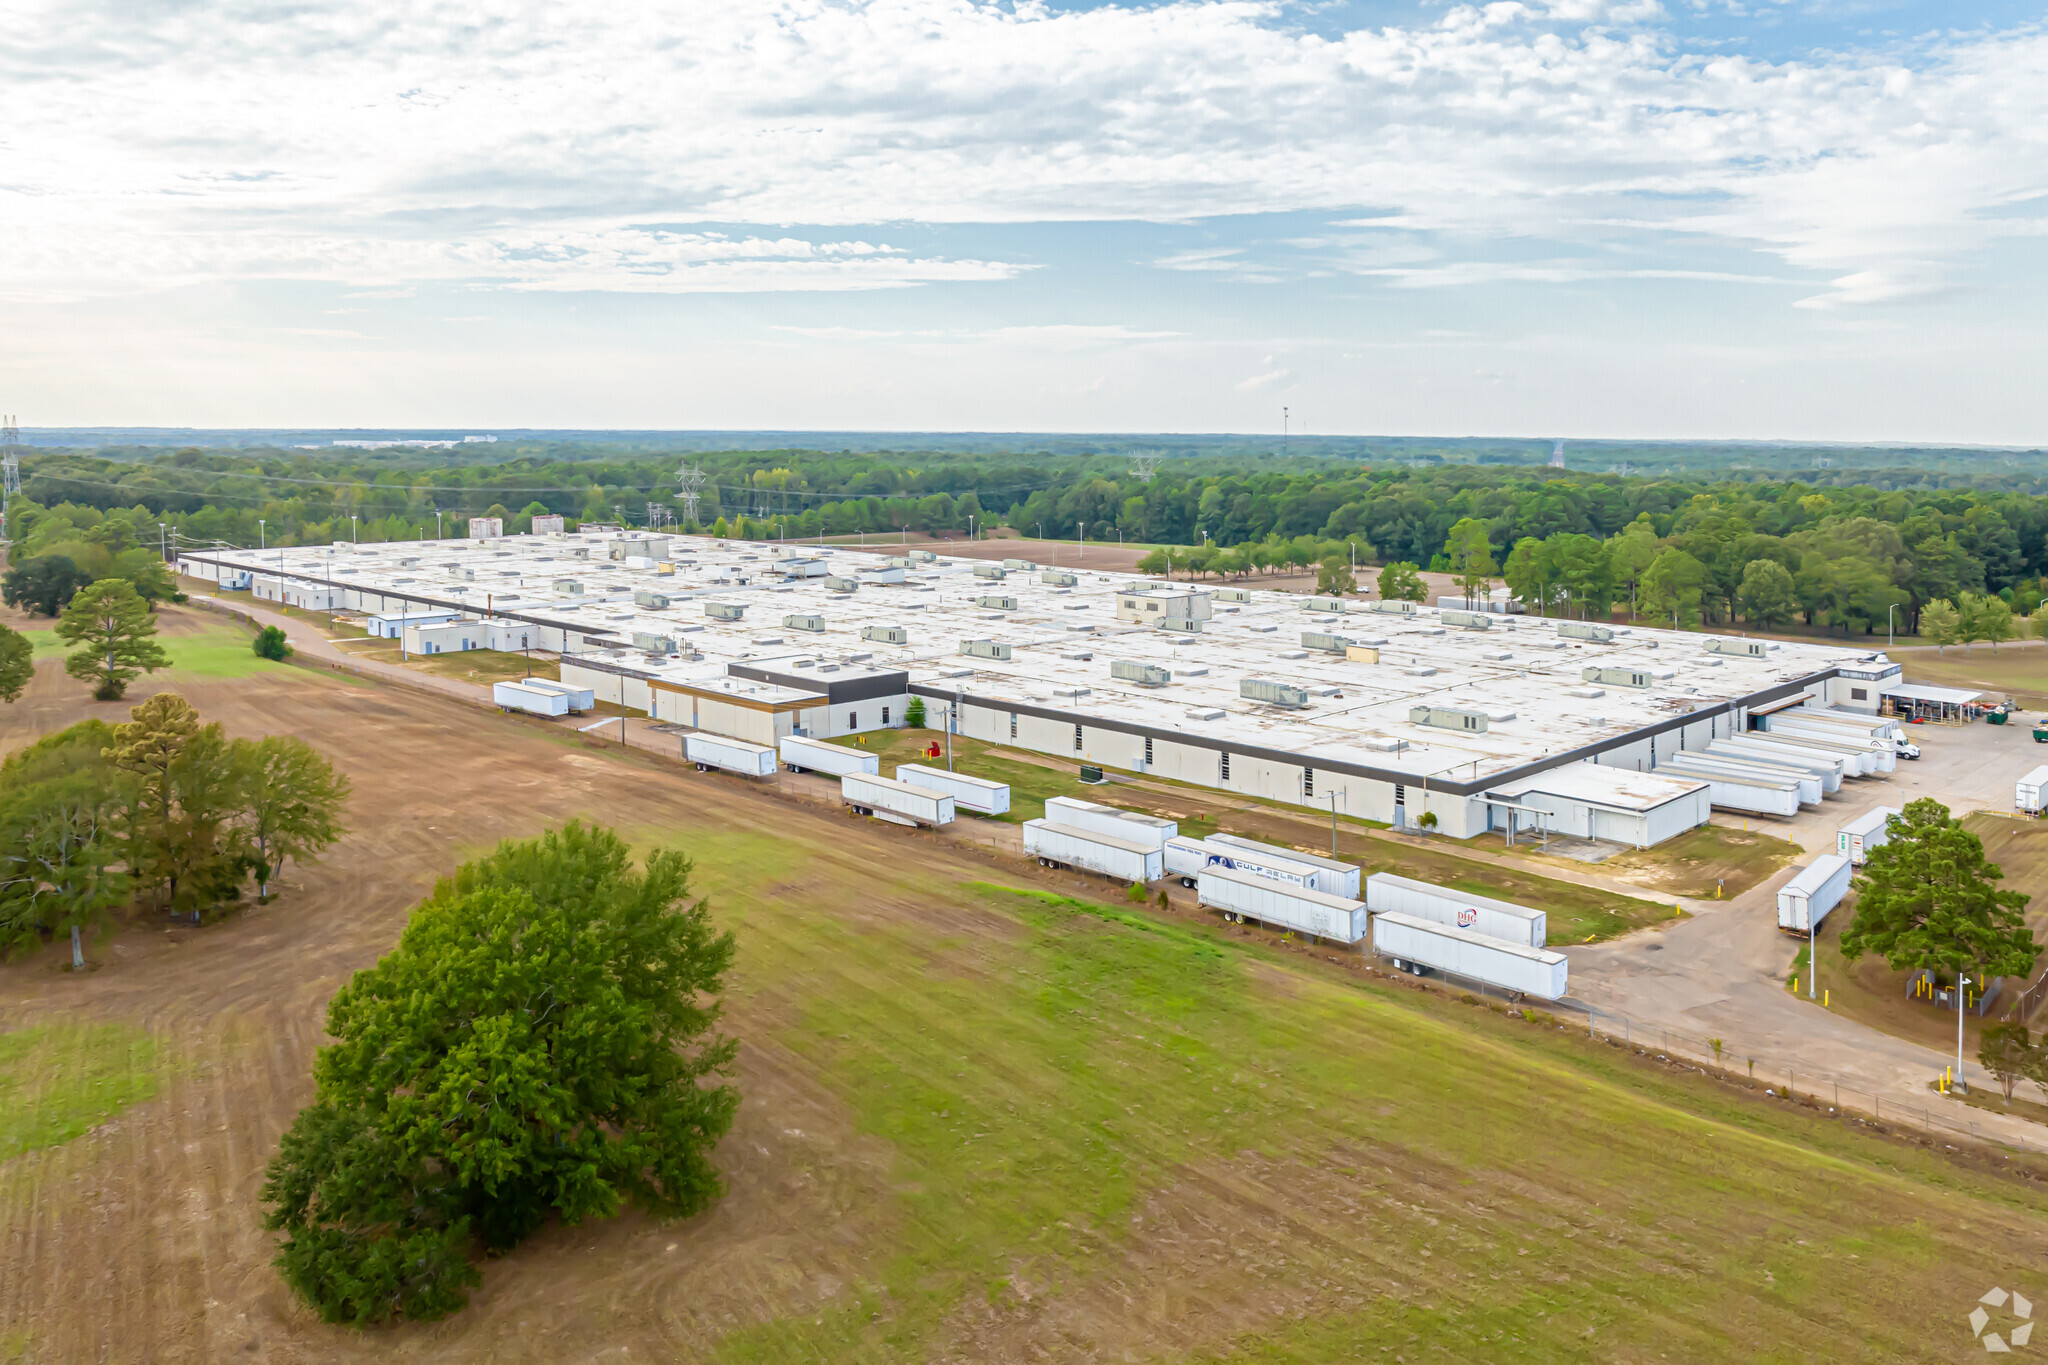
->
[8, 622, 2048, 1361]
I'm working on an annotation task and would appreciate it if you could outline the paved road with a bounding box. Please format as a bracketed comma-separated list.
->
[1566, 715, 2048, 1147]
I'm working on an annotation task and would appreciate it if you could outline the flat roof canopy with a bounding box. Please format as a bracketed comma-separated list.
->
[1883, 683, 1982, 705]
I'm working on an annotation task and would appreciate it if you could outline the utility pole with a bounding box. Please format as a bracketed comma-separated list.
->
[1282, 406, 1289, 454]
[1958, 975, 1972, 1093]
[1129, 452, 1161, 482]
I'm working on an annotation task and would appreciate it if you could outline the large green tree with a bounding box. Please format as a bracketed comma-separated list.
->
[0, 721, 131, 965]
[1639, 547, 1708, 628]
[107, 693, 247, 920]
[231, 735, 350, 900]
[1443, 518, 1496, 608]
[1737, 558, 1797, 630]
[0, 623, 32, 703]
[1921, 598, 1961, 651]
[2, 555, 93, 617]
[57, 578, 169, 700]
[1376, 561, 1427, 603]
[1840, 799, 2038, 993]
[262, 823, 739, 1325]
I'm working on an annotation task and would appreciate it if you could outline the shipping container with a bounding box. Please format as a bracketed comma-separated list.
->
[1363, 872, 1546, 947]
[684, 733, 779, 778]
[1043, 796, 1176, 848]
[1837, 807, 1899, 864]
[493, 680, 569, 716]
[779, 735, 880, 777]
[1198, 866, 1368, 944]
[843, 773, 956, 827]
[1022, 820, 1164, 882]
[1371, 913, 1568, 1000]
[2019, 765, 2048, 815]
[1776, 854, 1852, 933]
[1164, 836, 1323, 889]
[893, 763, 1011, 815]
[1206, 834, 1362, 898]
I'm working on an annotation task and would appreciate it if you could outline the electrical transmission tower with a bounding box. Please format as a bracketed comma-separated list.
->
[646, 502, 665, 531]
[1548, 440, 1565, 469]
[0, 414, 21, 544]
[675, 462, 708, 526]
[1129, 452, 1162, 482]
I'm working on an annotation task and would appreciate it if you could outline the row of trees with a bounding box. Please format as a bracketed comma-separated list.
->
[0, 694, 349, 962]
[0, 577, 173, 702]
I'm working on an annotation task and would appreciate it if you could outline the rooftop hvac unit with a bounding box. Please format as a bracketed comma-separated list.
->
[784, 613, 826, 632]
[886, 556, 912, 569]
[972, 564, 1007, 580]
[908, 550, 938, 563]
[1557, 621, 1612, 642]
[705, 602, 747, 621]
[1111, 660, 1172, 686]
[822, 575, 859, 592]
[977, 595, 1019, 611]
[1409, 704, 1489, 733]
[1157, 618, 1203, 633]
[1362, 600, 1417, 614]
[552, 578, 582, 594]
[1040, 570, 1078, 587]
[1440, 609, 1492, 629]
[1704, 637, 1770, 657]
[1301, 631, 1352, 653]
[1214, 588, 1252, 603]
[960, 639, 1013, 661]
[1302, 596, 1347, 614]
[632, 589, 671, 609]
[1003, 558, 1035, 570]
[631, 631, 675, 655]
[1346, 645, 1381, 664]
[861, 624, 909, 644]
[1242, 678, 1309, 708]
[1582, 665, 1673, 688]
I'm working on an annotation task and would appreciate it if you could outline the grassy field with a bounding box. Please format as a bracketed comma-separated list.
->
[682, 835, 2048, 1360]
[1594, 822, 1804, 900]
[331, 637, 563, 684]
[16, 618, 279, 680]
[0, 1023, 165, 1161]
[1895, 641, 2048, 708]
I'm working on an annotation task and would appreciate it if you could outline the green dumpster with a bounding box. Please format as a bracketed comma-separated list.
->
[1990, 710, 2008, 725]
[2034, 725, 2048, 743]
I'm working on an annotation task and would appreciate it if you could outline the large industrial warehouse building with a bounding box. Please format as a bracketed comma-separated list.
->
[179, 530, 1903, 848]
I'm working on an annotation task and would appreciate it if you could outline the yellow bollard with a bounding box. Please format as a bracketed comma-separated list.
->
[1824, 989, 1830, 1007]
[1791, 976, 1798, 994]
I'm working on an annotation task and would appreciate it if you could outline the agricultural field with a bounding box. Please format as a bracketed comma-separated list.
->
[1895, 641, 2048, 709]
[4, 648, 2047, 1360]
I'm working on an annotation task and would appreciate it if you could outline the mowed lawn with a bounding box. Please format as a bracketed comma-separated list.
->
[1896, 642, 2048, 708]
[677, 829, 2048, 1362]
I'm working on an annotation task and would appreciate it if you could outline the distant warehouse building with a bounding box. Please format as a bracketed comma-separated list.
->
[177, 535, 1900, 849]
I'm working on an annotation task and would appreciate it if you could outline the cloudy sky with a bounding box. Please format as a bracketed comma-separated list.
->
[4, 0, 2045, 440]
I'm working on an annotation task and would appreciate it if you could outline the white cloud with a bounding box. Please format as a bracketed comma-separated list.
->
[0, 0, 2043, 305]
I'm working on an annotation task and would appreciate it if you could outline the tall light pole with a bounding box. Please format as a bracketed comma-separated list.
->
[1958, 974, 1972, 1092]
[436, 510, 443, 540]
[258, 519, 265, 551]
[350, 514, 358, 543]
[158, 522, 167, 563]
[1078, 522, 1085, 563]
[1888, 602, 1898, 650]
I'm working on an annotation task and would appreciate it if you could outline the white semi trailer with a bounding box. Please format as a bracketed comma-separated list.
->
[1776, 854, 1853, 933]
[1659, 754, 1818, 808]
[684, 733, 779, 778]
[779, 735, 879, 777]
[515, 678, 596, 712]
[1022, 820, 1164, 882]
[1837, 807, 1899, 864]
[493, 680, 569, 717]
[1363, 873, 1547, 948]
[842, 773, 956, 828]
[1196, 866, 1368, 944]
[894, 764, 1011, 815]
[1164, 836, 1323, 890]
[1205, 833, 1362, 898]
[1370, 912, 1569, 1000]
[1713, 737, 1851, 781]
[2019, 766, 2048, 816]
[1702, 742, 1843, 793]
[1043, 796, 1176, 848]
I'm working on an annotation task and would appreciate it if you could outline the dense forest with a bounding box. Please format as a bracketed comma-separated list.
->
[7, 444, 2048, 638]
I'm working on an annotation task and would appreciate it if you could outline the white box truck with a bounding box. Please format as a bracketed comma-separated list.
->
[1043, 796, 1176, 848]
[1363, 873, 1547, 948]
[842, 773, 956, 828]
[1022, 820, 1164, 883]
[1837, 807, 1899, 864]
[894, 764, 1011, 815]
[2019, 765, 2048, 816]
[1205, 833, 1361, 898]
[493, 680, 569, 717]
[1197, 866, 1367, 944]
[1776, 854, 1853, 934]
[1370, 912, 1569, 1000]
[684, 733, 779, 778]
[779, 735, 880, 777]
[1164, 836, 1323, 890]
